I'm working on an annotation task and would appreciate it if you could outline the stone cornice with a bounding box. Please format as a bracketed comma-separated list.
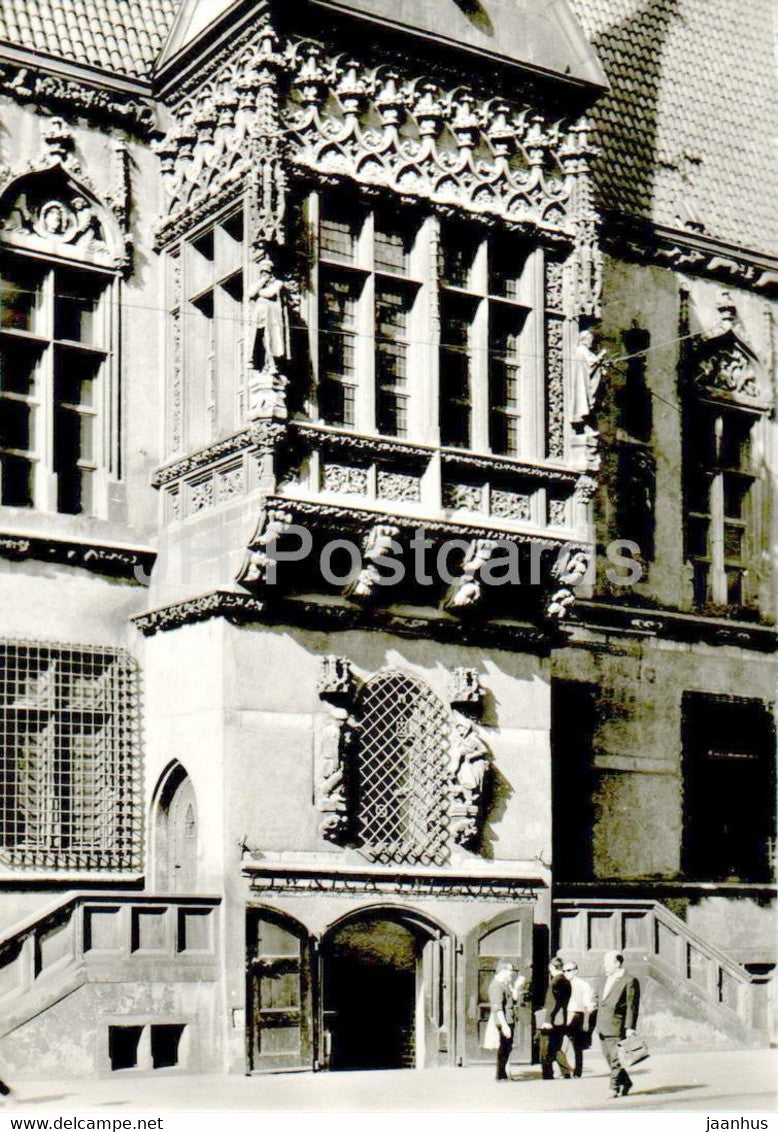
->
[263, 494, 587, 549]
[152, 428, 258, 487]
[604, 212, 778, 295]
[132, 587, 557, 651]
[0, 530, 156, 581]
[572, 598, 777, 654]
[0, 57, 156, 133]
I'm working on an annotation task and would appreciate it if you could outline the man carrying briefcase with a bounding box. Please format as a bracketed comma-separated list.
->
[597, 950, 641, 1098]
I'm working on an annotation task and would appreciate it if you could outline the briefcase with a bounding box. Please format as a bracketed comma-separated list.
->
[617, 1034, 649, 1068]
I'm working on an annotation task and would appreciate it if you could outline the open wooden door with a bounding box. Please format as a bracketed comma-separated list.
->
[462, 907, 534, 1065]
[420, 933, 453, 1066]
[247, 909, 313, 1072]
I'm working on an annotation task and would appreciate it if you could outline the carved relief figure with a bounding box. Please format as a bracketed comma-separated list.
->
[448, 716, 491, 848]
[251, 258, 292, 374]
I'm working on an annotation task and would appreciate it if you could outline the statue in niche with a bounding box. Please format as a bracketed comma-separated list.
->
[248, 258, 293, 420]
[251, 258, 292, 375]
[571, 327, 607, 429]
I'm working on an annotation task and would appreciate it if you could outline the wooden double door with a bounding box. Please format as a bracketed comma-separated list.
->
[246, 905, 534, 1072]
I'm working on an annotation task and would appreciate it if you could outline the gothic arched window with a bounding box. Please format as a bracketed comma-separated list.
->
[355, 671, 450, 866]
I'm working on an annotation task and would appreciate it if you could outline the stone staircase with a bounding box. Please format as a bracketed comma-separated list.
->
[554, 899, 773, 1051]
[0, 892, 222, 1078]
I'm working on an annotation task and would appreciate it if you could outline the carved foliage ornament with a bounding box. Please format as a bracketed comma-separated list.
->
[156, 23, 287, 254]
[284, 42, 596, 237]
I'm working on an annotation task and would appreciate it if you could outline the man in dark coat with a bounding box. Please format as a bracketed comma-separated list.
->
[539, 956, 573, 1079]
[597, 949, 641, 1097]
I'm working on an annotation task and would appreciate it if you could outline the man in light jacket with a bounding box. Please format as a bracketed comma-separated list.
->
[597, 950, 640, 1097]
[485, 960, 526, 1081]
[562, 959, 597, 1077]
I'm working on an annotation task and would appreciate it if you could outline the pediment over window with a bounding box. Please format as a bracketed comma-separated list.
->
[692, 331, 768, 407]
[0, 165, 124, 268]
[688, 291, 771, 411]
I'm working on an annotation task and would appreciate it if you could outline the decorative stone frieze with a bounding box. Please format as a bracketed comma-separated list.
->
[0, 64, 156, 132]
[491, 489, 531, 522]
[376, 470, 421, 504]
[133, 590, 265, 637]
[285, 40, 587, 241]
[323, 463, 369, 496]
[545, 317, 566, 460]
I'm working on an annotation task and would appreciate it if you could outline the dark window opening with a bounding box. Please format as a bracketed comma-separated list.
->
[551, 681, 597, 880]
[151, 1024, 185, 1069]
[682, 693, 775, 883]
[109, 1025, 143, 1071]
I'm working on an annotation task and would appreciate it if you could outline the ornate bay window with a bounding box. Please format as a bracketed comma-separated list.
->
[305, 192, 545, 458]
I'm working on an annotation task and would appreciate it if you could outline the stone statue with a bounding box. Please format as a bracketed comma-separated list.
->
[250, 258, 291, 376]
[571, 328, 606, 429]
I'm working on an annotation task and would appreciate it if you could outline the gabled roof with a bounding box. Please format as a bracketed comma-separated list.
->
[156, 0, 243, 71]
[310, 0, 608, 89]
[0, 0, 179, 79]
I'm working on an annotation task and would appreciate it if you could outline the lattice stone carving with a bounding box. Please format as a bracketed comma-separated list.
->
[323, 463, 369, 495]
[0, 639, 142, 871]
[377, 469, 421, 503]
[448, 716, 491, 849]
[286, 43, 585, 237]
[355, 672, 450, 865]
[491, 489, 531, 521]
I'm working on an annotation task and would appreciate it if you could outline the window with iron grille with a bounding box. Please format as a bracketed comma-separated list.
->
[355, 672, 450, 866]
[0, 639, 142, 871]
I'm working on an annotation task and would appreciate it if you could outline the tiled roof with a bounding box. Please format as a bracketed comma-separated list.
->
[2, 0, 775, 255]
[569, 0, 778, 256]
[0, 0, 179, 79]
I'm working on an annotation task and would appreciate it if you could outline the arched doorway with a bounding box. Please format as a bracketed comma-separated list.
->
[152, 763, 198, 893]
[321, 909, 452, 1071]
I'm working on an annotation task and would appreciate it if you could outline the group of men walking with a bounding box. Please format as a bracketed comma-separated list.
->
[487, 949, 640, 1098]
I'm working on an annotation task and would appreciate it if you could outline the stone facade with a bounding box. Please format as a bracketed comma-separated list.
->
[0, 0, 774, 1079]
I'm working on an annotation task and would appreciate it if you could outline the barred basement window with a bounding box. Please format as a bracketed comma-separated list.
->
[0, 640, 142, 871]
[355, 672, 450, 866]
